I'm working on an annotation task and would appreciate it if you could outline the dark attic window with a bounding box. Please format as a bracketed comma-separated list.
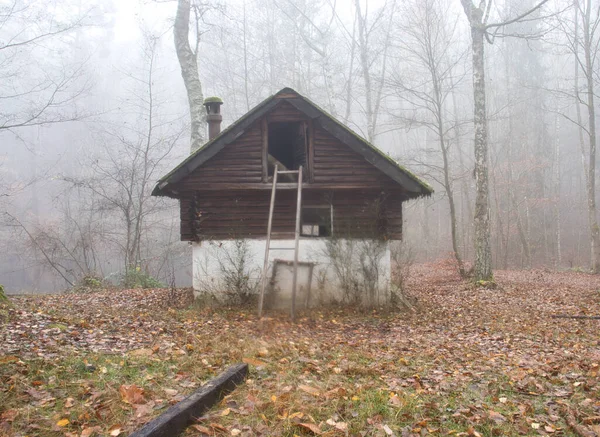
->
[301, 205, 332, 237]
[268, 122, 307, 177]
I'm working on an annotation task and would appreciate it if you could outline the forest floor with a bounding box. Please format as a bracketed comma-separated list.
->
[1, 263, 600, 437]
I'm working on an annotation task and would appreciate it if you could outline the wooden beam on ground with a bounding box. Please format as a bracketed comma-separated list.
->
[128, 364, 248, 437]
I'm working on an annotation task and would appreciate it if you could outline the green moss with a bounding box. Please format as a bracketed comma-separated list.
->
[0, 284, 8, 303]
[203, 96, 223, 104]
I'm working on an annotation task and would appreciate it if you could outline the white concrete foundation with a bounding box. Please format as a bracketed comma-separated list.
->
[192, 239, 394, 307]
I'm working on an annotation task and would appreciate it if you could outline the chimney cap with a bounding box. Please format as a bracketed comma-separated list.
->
[203, 96, 223, 105]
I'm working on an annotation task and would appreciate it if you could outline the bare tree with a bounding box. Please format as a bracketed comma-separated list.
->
[63, 34, 183, 273]
[0, 0, 94, 132]
[353, 0, 395, 143]
[389, 0, 468, 276]
[548, 0, 600, 272]
[459, 0, 550, 281]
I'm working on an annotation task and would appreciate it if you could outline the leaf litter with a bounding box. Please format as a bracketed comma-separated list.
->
[0, 263, 599, 436]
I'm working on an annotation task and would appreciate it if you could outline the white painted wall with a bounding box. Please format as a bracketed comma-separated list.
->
[192, 239, 394, 308]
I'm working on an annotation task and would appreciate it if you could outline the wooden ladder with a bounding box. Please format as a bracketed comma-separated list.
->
[258, 165, 303, 321]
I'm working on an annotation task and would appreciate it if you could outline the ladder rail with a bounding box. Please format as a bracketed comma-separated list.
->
[258, 165, 278, 318]
[291, 165, 303, 322]
[257, 165, 303, 322]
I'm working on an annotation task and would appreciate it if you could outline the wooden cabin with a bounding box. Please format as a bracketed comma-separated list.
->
[153, 88, 432, 307]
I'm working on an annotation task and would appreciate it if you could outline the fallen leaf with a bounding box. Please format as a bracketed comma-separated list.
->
[64, 397, 75, 408]
[56, 418, 69, 427]
[298, 384, 320, 396]
[0, 356, 19, 364]
[295, 422, 322, 435]
[488, 410, 506, 424]
[119, 384, 145, 405]
[81, 427, 100, 437]
[129, 348, 153, 357]
[109, 424, 122, 436]
[242, 357, 266, 366]
[0, 409, 18, 422]
[191, 424, 212, 435]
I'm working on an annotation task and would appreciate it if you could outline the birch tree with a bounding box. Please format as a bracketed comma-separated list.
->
[459, 0, 550, 281]
[174, 0, 206, 153]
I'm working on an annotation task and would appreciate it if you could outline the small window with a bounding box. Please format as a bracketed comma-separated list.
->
[301, 206, 332, 237]
[268, 122, 307, 176]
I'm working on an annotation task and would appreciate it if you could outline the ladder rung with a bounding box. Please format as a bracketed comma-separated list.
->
[277, 170, 299, 174]
[269, 247, 295, 250]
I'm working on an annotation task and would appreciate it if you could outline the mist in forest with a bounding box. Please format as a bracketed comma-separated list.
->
[0, 0, 595, 293]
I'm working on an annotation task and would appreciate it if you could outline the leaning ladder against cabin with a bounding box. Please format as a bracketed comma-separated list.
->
[258, 165, 303, 321]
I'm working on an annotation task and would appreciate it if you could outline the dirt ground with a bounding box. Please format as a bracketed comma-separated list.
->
[1, 263, 599, 436]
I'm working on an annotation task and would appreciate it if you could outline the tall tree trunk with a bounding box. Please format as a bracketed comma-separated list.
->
[466, 7, 493, 281]
[354, 0, 374, 142]
[343, 13, 358, 125]
[434, 77, 465, 276]
[174, 0, 205, 153]
[450, 86, 472, 260]
[554, 113, 562, 268]
[574, 1, 588, 269]
[582, 0, 600, 272]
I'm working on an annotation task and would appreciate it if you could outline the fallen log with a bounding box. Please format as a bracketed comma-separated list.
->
[551, 315, 600, 320]
[129, 363, 248, 437]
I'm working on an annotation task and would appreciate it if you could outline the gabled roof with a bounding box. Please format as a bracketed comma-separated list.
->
[152, 88, 432, 198]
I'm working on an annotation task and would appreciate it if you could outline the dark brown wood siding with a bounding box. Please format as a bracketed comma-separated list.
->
[178, 123, 263, 187]
[175, 108, 400, 191]
[313, 125, 399, 187]
[181, 189, 403, 241]
[174, 102, 405, 242]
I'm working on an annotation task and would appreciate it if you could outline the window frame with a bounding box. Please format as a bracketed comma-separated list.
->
[300, 204, 333, 238]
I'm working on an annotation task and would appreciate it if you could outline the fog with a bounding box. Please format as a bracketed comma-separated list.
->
[0, 0, 596, 293]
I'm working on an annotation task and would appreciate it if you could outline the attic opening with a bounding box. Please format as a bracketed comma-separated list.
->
[267, 122, 307, 177]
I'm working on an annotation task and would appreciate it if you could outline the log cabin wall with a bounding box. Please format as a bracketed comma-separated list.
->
[312, 125, 399, 188]
[174, 100, 406, 241]
[180, 189, 403, 241]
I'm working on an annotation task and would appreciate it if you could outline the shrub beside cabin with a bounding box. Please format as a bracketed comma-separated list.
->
[152, 88, 432, 308]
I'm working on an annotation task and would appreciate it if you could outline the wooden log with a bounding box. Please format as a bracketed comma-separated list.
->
[128, 364, 248, 437]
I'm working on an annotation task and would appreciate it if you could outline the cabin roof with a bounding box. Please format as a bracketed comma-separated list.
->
[152, 87, 433, 198]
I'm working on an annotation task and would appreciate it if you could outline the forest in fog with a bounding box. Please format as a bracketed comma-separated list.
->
[0, 0, 597, 293]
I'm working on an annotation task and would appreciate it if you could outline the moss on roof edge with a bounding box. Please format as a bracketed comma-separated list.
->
[156, 88, 433, 196]
[295, 93, 433, 195]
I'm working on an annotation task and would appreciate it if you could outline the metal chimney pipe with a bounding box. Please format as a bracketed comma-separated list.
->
[203, 97, 223, 141]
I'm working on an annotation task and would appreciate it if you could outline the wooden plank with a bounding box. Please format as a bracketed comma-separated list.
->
[307, 119, 314, 182]
[181, 183, 394, 190]
[261, 118, 268, 182]
[128, 364, 248, 437]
